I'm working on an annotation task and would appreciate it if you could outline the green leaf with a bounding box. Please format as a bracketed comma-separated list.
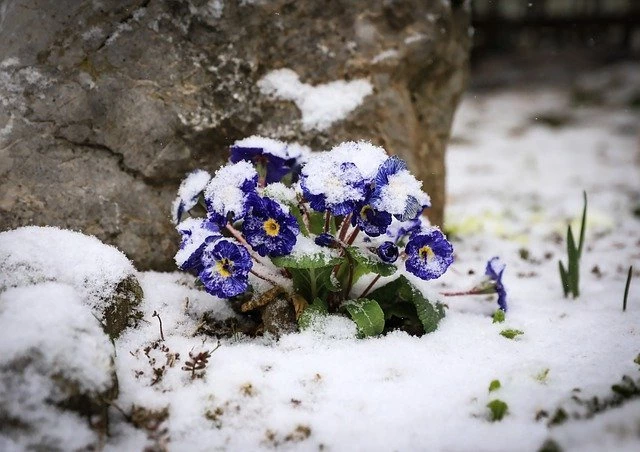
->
[558, 260, 570, 297]
[298, 298, 329, 330]
[347, 247, 396, 284]
[272, 252, 341, 269]
[500, 329, 524, 340]
[307, 211, 326, 235]
[411, 288, 445, 334]
[287, 204, 309, 236]
[492, 309, 505, 324]
[577, 190, 587, 257]
[288, 266, 339, 302]
[488, 380, 501, 392]
[487, 399, 508, 421]
[535, 368, 550, 383]
[368, 275, 445, 335]
[344, 298, 385, 338]
[567, 225, 580, 297]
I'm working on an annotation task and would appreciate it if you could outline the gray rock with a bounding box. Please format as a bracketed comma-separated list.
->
[0, 0, 471, 270]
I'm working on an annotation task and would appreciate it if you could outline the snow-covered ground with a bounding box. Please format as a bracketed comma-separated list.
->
[103, 65, 640, 451]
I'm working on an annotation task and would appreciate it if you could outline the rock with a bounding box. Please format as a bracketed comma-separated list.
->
[0, 283, 118, 451]
[261, 296, 298, 337]
[0, 0, 471, 270]
[0, 226, 143, 338]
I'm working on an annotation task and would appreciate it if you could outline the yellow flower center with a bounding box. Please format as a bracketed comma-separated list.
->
[263, 218, 280, 237]
[360, 205, 372, 220]
[216, 258, 233, 278]
[419, 245, 434, 261]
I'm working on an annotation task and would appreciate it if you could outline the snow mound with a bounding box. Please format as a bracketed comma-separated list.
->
[0, 283, 116, 451]
[0, 226, 136, 312]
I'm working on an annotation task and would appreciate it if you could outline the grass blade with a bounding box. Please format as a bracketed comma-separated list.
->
[623, 266, 633, 312]
[577, 191, 588, 257]
[559, 260, 569, 297]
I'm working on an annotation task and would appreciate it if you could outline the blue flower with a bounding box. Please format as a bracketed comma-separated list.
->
[300, 159, 367, 216]
[171, 170, 211, 224]
[377, 241, 399, 263]
[404, 228, 454, 280]
[315, 233, 337, 248]
[486, 256, 507, 311]
[242, 194, 299, 257]
[386, 217, 423, 244]
[230, 136, 304, 184]
[370, 157, 431, 221]
[351, 201, 392, 237]
[174, 218, 221, 273]
[199, 238, 252, 298]
[204, 161, 258, 225]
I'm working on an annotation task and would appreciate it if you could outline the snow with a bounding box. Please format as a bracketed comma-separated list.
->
[371, 49, 399, 64]
[233, 135, 289, 159]
[286, 235, 341, 263]
[171, 169, 211, 224]
[204, 161, 257, 219]
[0, 283, 114, 391]
[258, 68, 373, 131]
[262, 182, 297, 205]
[174, 218, 218, 269]
[0, 283, 115, 451]
[329, 140, 388, 180]
[301, 152, 366, 205]
[375, 168, 431, 215]
[0, 226, 136, 312]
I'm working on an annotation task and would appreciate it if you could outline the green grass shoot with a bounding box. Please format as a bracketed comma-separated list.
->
[559, 191, 587, 298]
[623, 266, 633, 312]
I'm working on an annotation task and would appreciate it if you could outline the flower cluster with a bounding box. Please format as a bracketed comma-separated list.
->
[172, 137, 458, 336]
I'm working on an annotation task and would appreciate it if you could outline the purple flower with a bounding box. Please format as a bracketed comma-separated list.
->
[199, 238, 252, 298]
[230, 136, 304, 184]
[405, 228, 454, 280]
[300, 159, 367, 216]
[171, 170, 211, 224]
[315, 233, 337, 248]
[486, 256, 507, 311]
[370, 157, 431, 221]
[351, 201, 392, 237]
[174, 218, 221, 273]
[377, 241, 399, 263]
[386, 217, 423, 244]
[204, 161, 258, 225]
[242, 194, 299, 257]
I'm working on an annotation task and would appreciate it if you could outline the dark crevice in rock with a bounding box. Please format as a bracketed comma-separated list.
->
[53, 135, 143, 181]
[95, 0, 152, 54]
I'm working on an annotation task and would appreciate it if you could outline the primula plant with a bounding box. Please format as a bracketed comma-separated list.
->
[172, 137, 460, 337]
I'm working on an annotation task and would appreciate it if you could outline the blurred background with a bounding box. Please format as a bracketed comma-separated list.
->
[470, 0, 639, 89]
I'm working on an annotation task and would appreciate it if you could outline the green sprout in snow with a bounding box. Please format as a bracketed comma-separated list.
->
[559, 191, 587, 298]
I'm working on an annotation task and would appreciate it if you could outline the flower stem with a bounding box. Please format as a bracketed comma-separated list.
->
[346, 225, 360, 246]
[324, 210, 331, 233]
[440, 288, 490, 297]
[296, 194, 312, 234]
[225, 223, 270, 266]
[250, 268, 279, 287]
[359, 274, 381, 299]
[337, 213, 352, 242]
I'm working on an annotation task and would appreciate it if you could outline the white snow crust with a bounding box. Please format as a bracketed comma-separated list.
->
[0, 226, 136, 312]
[258, 68, 373, 131]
